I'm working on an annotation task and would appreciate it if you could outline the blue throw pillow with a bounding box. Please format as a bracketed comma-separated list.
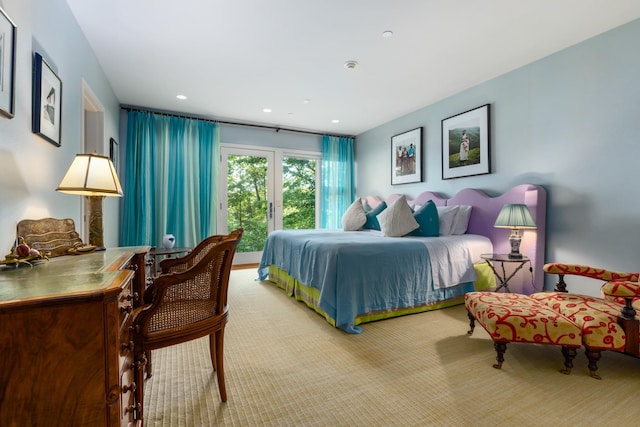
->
[362, 201, 387, 230]
[409, 200, 439, 237]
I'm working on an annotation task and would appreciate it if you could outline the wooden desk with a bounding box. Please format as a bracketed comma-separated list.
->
[0, 246, 150, 427]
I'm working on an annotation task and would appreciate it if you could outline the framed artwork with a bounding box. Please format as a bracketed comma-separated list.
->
[0, 7, 17, 118]
[391, 127, 422, 185]
[32, 52, 62, 147]
[109, 137, 119, 172]
[441, 104, 490, 180]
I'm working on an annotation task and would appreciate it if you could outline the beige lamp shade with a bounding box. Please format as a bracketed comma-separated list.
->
[56, 153, 123, 196]
[56, 153, 123, 250]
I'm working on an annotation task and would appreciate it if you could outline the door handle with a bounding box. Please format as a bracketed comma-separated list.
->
[269, 202, 273, 219]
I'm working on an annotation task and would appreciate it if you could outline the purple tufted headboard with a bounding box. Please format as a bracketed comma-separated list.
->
[371, 184, 547, 293]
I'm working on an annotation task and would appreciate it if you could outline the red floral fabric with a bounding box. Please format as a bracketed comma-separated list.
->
[465, 292, 581, 346]
[543, 263, 639, 282]
[530, 292, 629, 351]
[600, 280, 640, 298]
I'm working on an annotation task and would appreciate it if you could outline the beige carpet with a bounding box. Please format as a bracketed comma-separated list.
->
[144, 269, 640, 426]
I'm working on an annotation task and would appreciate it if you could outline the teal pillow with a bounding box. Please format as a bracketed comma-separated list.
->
[362, 202, 387, 230]
[409, 200, 439, 237]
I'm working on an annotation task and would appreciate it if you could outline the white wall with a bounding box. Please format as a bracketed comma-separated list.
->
[0, 0, 120, 251]
[355, 19, 640, 293]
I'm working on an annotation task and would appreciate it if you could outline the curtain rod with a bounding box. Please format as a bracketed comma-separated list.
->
[121, 105, 355, 139]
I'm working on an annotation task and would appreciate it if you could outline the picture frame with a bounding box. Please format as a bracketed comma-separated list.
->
[32, 52, 62, 147]
[441, 104, 490, 180]
[109, 137, 119, 172]
[391, 127, 422, 185]
[0, 7, 17, 118]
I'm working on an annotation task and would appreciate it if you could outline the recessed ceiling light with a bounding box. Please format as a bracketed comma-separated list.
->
[176, 94, 187, 100]
[263, 108, 272, 113]
[331, 119, 340, 123]
[382, 30, 393, 38]
[303, 99, 311, 104]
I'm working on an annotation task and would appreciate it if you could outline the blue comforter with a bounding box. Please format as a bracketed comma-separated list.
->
[258, 229, 473, 333]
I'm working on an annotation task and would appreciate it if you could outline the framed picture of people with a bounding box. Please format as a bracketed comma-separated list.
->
[391, 127, 422, 185]
[32, 52, 62, 147]
[441, 104, 490, 179]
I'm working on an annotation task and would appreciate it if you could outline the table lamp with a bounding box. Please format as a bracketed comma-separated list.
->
[56, 153, 123, 250]
[494, 203, 536, 259]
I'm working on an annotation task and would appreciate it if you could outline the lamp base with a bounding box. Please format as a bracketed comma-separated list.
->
[508, 230, 523, 259]
[88, 195, 105, 249]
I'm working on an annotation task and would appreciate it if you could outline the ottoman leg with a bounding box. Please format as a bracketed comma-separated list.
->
[493, 341, 507, 369]
[585, 348, 602, 380]
[560, 346, 577, 375]
[467, 311, 476, 335]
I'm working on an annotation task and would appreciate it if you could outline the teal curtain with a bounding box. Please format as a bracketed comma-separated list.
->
[121, 111, 219, 248]
[320, 135, 355, 229]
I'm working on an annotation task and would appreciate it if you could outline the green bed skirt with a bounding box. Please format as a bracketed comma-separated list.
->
[264, 263, 496, 329]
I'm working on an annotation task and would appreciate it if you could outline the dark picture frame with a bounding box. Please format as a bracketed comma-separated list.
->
[32, 52, 62, 147]
[109, 137, 119, 172]
[441, 104, 490, 180]
[0, 7, 17, 118]
[391, 127, 423, 185]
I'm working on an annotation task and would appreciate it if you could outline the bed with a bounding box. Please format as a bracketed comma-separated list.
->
[258, 184, 547, 333]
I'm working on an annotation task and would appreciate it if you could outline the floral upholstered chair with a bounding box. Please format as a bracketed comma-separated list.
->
[539, 263, 640, 378]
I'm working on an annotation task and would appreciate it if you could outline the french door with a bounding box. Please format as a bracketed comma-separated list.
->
[218, 145, 320, 265]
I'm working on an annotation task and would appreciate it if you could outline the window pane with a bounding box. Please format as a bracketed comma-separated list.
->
[226, 154, 268, 253]
[282, 157, 316, 229]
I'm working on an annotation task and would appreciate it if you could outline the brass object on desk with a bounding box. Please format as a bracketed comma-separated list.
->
[17, 217, 84, 257]
[0, 238, 50, 269]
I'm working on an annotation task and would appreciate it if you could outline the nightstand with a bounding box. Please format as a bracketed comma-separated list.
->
[480, 253, 533, 293]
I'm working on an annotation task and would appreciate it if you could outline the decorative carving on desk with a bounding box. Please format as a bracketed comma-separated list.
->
[17, 218, 84, 257]
[17, 218, 99, 256]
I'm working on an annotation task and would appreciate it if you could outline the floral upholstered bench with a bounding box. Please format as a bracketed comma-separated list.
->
[538, 263, 640, 379]
[465, 291, 583, 374]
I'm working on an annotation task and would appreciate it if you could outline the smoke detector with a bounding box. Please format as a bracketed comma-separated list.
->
[344, 60, 358, 70]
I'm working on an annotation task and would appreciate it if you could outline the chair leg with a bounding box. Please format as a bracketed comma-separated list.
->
[209, 333, 217, 370]
[493, 341, 507, 369]
[560, 346, 577, 375]
[466, 311, 476, 335]
[585, 347, 602, 380]
[146, 350, 153, 379]
[213, 328, 227, 402]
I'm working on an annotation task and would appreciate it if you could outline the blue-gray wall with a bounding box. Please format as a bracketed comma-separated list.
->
[0, 0, 121, 250]
[356, 19, 640, 294]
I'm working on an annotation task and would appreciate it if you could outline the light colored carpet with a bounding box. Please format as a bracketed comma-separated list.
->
[144, 269, 640, 426]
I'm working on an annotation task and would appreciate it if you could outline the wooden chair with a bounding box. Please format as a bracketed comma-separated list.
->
[130, 229, 242, 420]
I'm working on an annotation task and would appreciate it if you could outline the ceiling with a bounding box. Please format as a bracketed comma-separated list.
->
[65, 0, 640, 136]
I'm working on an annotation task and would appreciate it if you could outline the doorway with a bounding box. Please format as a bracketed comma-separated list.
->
[218, 145, 320, 264]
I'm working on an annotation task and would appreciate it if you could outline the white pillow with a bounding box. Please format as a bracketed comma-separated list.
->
[451, 205, 473, 235]
[377, 195, 419, 237]
[436, 206, 458, 236]
[342, 198, 367, 231]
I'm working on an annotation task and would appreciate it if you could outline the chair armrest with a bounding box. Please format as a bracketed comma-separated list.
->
[543, 263, 639, 281]
[601, 280, 640, 298]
